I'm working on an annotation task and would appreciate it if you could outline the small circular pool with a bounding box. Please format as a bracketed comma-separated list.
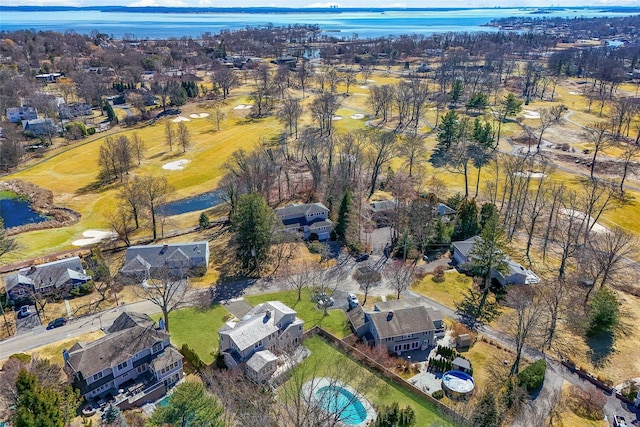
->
[315, 385, 367, 425]
[442, 370, 475, 400]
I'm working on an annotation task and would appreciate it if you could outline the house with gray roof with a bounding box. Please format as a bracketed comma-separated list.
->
[275, 202, 334, 241]
[63, 312, 183, 408]
[348, 299, 442, 356]
[374, 298, 445, 339]
[120, 241, 209, 281]
[451, 236, 540, 286]
[5, 256, 91, 303]
[22, 117, 56, 136]
[218, 301, 304, 383]
[6, 106, 37, 123]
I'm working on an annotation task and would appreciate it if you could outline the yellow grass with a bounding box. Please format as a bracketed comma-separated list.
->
[411, 270, 473, 309]
[463, 339, 520, 391]
[28, 331, 105, 366]
[557, 381, 608, 427]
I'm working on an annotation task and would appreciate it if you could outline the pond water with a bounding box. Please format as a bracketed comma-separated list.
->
[0, 195, 49, 228]
[158, 190, 224, 216]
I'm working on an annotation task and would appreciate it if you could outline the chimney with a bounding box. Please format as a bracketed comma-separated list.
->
[29, 265, 37, 273]
[387, 310, 394, 321]
[265, 310, 271, 319]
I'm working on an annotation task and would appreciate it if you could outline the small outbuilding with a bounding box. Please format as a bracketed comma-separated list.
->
[452, 357, 471, 373]
[456, 334, 473, 350]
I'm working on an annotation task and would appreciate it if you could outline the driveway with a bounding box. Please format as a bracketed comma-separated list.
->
[15, 305, 42, 334]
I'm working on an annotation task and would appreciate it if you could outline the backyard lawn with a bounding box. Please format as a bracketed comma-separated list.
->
[152, 305, 230, 365]
[245, 288, 351, 338]
[287, 335, 458, 426]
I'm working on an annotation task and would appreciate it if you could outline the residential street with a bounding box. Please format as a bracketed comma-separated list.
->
[1, 256, 638, 425]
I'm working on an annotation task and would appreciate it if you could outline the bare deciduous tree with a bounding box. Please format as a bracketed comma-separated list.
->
[384, 261, 415, 299]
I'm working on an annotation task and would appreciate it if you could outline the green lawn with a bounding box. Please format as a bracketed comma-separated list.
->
[153, 305, 230, 365]
[245, 288, 351, 338]
[290, 335, 458, 426]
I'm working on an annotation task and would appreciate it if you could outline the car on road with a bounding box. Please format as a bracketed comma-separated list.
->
[354, 253, 369, 262]
[347, 293, 360, 308]
[47, 317, 67, 330]
[18, 306, 31, 318]
[613, 415, 628, 427]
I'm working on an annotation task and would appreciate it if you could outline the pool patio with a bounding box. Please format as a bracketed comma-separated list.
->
[301, 377, 376, 426]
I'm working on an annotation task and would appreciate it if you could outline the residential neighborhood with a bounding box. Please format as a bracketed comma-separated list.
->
[1, 12, 640, 427]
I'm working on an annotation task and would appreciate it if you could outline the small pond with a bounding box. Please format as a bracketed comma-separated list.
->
[159, 190, 224, 217]
[0, 193, 49, 228]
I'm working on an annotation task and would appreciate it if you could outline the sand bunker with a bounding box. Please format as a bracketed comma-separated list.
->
[359, 85, 369, 89]
[332, 115, 343, 121]
[72, 230, 117, 246]
[522, 110, 541, 119]
[172, 116, 190, 122]
[568, 91, 581, 95]
[190, 112, 210, 118]
[514, 171, 546, 178]
[163, 159, 189, 170]
[350, 113, 365, 119]
[559, 209, 608, 234]
[366, 79, 376, 83]
[233, 104, 253, 110]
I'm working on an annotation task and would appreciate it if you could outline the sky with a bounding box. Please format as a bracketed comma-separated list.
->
[6, 0, 640, 8]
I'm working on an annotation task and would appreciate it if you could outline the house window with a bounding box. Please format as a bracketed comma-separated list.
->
[137, 365, 146, 373]
[117, 361, 127, 371]
[93, 372, 103, 381]
[152, 342, 162, 353]
[402, 334, 412, 339]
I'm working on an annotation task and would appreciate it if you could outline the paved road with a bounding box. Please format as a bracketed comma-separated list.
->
[0, 299, 161, 361]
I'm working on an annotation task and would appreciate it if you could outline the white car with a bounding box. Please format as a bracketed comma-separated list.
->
[348, 293, 360, 307]
[18, 306, 31, 318]
[613, 415, 628, 427]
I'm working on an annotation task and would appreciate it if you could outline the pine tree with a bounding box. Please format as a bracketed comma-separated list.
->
[334, 190, 352, 242]
[470, 393, 500, 427]
[14, 369, 63, 427]
[231, 193, 278, 273]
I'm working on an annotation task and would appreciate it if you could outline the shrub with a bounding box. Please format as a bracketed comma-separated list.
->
[432, 265, 446, 283]
[308, 242, 325, 254]
[517, 359, 546, 394]
[180, 343, 205, 372]
[432, 390, 444, 400]
[9, 353, 32, 364]
[87, 127, 96, 135]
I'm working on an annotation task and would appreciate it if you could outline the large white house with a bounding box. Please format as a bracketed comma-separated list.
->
[218, 301, 304, 383]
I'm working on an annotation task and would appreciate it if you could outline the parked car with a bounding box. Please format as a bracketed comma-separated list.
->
[354, 253, 369, 262]
[18, 306, 31, 318]
[348, 293, 360, 308]
[315, 292, 335, 308]
[47, 317, 67, 330]
[613, 415, 628, 427]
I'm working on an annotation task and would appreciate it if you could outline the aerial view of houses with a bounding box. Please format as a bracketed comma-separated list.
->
[1, 7, 640, 427]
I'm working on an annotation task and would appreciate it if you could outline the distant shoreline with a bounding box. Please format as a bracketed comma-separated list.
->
[2, 5, 640, 14]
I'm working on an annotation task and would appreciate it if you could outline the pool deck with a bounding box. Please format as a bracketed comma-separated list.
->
[301, 377, 376, 426]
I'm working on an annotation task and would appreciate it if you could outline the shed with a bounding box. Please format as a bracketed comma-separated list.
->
[452, 357, 471, 373]
[456, 334, 472, 349]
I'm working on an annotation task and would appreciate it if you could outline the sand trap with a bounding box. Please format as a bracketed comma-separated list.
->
[514, 171, 547, 178]
[172, 116, 190, 122]
[560, 209, 608, 234]
[163, 159, 189, 170]
[366, 79, 376, 83]
[568, 91, 581, 95]
[522, 110, 541, 119]
[350, 113, 365, 119]
[332, 115, 343, 121]
[190, 112, 210, 119]
[359, 85, 369, 89]
[233, 104, 253, 110]
[72, 230, 117, 246]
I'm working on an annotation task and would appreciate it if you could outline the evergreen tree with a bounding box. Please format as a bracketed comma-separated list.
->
[452, 198, 479, 240]
[373, 402, 415, 427]
[334, 190, 352, 242]
[479, 202, 499, 230]
[104, 102, 116, 123]
[198, 212, 211, 229]
[449, 80, 464, 106]
[13, 369, 63, 427]
[148, 381, 224, 427]
[587, 286, 620, 336]
[470, 392, 500, 427]
[231, 193, 278, 273]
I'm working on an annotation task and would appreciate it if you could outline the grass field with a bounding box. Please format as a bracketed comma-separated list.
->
[410, 271, 473, 308]
[245, 288, 351, 338]
[26, 331, 106, 366]
[152, 305, 230, 365]
[289, 335, 458, 426]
